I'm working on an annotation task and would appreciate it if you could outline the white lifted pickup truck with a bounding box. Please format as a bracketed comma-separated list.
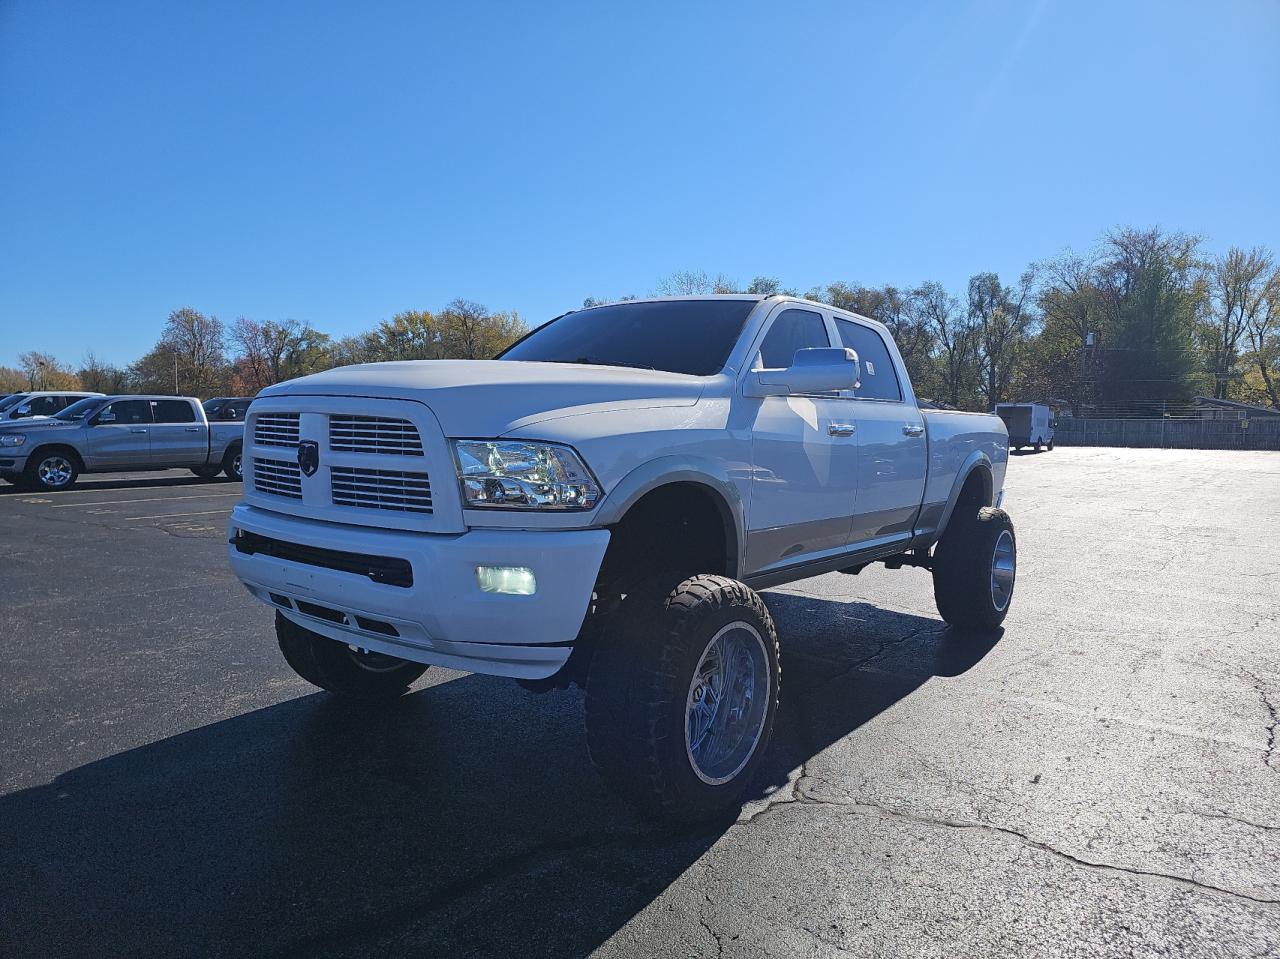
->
[228, 295, 1013, 818]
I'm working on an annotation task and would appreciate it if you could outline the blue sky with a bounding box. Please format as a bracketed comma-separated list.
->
[2, 0, 1277, 369]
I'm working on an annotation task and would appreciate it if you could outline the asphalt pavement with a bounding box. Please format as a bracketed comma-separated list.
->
[1, 448, 1278, 958]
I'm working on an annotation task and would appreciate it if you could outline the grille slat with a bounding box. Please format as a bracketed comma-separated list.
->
[331, 466, 432, 514]
[254, 413, 301, 448]
[329, 415, 424, 456]
[253, 456, 302, 499]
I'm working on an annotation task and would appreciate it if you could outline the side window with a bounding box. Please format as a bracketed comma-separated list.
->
[152, 400, 197, 423]
[835, 319, 902, 401]
[26, 396, 62, 416]
[99, 400, 153, 424]
[757, 309, 830, 370]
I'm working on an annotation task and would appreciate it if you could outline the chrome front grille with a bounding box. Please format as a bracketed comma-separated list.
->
[330, 466, 433, 514]
[328, 415, 424, 456]
[253, 457, 303, 499]
[255, 413, 301, 449]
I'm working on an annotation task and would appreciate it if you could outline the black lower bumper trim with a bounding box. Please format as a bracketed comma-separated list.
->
[232, 530, 413, 588]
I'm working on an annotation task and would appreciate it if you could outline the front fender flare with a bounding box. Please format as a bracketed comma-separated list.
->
[593, 455, 745, 579]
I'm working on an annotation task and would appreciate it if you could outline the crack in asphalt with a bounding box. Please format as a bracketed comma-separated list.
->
[1243, 670, 1279, 772]
[742, 783, 1280, 908]
[1194, 810, 1280, 833]
[698, 892, 726, 958]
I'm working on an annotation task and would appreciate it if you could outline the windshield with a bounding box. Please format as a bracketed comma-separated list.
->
[0, 393, 30, 413]
[497, 299, 758, 376]
[55, 397, 107, 421]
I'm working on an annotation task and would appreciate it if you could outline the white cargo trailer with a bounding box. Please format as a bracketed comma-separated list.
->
[995, 403, 1055, 451]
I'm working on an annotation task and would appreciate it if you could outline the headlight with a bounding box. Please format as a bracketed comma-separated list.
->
[452, 440, 601, 510]
[0, 434, 26, 447]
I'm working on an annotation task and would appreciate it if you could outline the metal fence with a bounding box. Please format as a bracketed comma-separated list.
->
[1054, 417, 1280, 450]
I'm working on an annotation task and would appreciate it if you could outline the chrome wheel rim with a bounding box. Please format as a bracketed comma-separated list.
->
[685, 621, 771, 786]
[346, 645, 406, 673]
[231, 453, 242, 478]
[990, 529, 1016, 612]
[38, 456, 73, 488]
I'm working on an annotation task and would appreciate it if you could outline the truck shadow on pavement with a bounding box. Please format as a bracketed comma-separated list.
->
[0, 594, 1001, 958]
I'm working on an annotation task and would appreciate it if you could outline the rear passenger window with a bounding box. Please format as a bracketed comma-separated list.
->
[757, 309, 829, 369]
[835, 319, 902, 401]
[152, 400, 197, 423]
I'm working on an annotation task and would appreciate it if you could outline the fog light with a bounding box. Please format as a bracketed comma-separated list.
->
[476, 565, 536, 595]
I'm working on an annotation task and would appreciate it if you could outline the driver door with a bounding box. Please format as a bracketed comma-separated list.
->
[742, 306, 860, 576]
[87, 400, 153, 469]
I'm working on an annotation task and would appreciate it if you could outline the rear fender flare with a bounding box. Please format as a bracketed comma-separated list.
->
[936, 452, 995, 537]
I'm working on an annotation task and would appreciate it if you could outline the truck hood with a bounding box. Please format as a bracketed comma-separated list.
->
[260, 360, 706, 437]
[0, 418, 80, 435]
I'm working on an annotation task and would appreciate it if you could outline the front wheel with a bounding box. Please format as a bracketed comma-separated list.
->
[585, 574, 780, 821]
[190, 465, 222, 479]
[21, 449, 80, 492]
[932, 507, 1016, 631]
[276, 612, 427, 701]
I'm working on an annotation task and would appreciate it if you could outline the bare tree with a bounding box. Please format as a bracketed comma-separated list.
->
[971, 269, 1037, 410]
[157, 308, 228, 396]
[437, 299, 527, 359]
[18, 351, 80, 390]
[1208, 247, 1274, 399]
[231, 318, 330, 391]
[916, 282, 974, 406]
[77, 352, 132, 393]
[1242, 265, 1280, 407]
[654, 270, 737, 295]
[1036, 251, 1105, 414]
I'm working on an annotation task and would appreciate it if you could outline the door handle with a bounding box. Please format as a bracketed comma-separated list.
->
[183, 427, 200, 432]
[130, 428, 148, 434]
[828, 423, 856, 436]
[902, 424, 925, 437]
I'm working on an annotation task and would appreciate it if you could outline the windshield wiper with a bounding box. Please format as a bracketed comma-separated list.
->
[545, 357, 656, 371]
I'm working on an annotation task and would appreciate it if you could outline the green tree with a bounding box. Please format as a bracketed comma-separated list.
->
[1095, 228, 1207, 407]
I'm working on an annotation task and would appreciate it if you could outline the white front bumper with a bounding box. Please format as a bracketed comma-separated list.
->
[228, 504, 610, 679]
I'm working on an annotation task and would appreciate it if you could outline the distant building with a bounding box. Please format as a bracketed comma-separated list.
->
[1193, 396, 1280, 421]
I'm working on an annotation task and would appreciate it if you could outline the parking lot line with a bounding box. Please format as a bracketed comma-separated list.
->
[50, 492, 242, 508]
[124, 508, 235, 521]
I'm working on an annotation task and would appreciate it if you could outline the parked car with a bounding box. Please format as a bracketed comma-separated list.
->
[995, 403, 1055, 451]
[0, 395, 244, 491]
[227, 295, 1014, 819]
[0, 390, 104, 422]
[202, 396, 254, 422]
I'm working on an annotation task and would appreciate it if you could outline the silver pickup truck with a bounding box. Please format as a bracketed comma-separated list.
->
[0, 395, 244, 492]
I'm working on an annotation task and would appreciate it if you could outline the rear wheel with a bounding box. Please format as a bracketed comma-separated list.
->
[276, 612, 427, 701]
[932, 507, 1016, 631]
[1047, 439, 1055, 451]
[222, 445, 243, 481]
[585, 574, 780, 821]
[21, 449, 80, 492]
